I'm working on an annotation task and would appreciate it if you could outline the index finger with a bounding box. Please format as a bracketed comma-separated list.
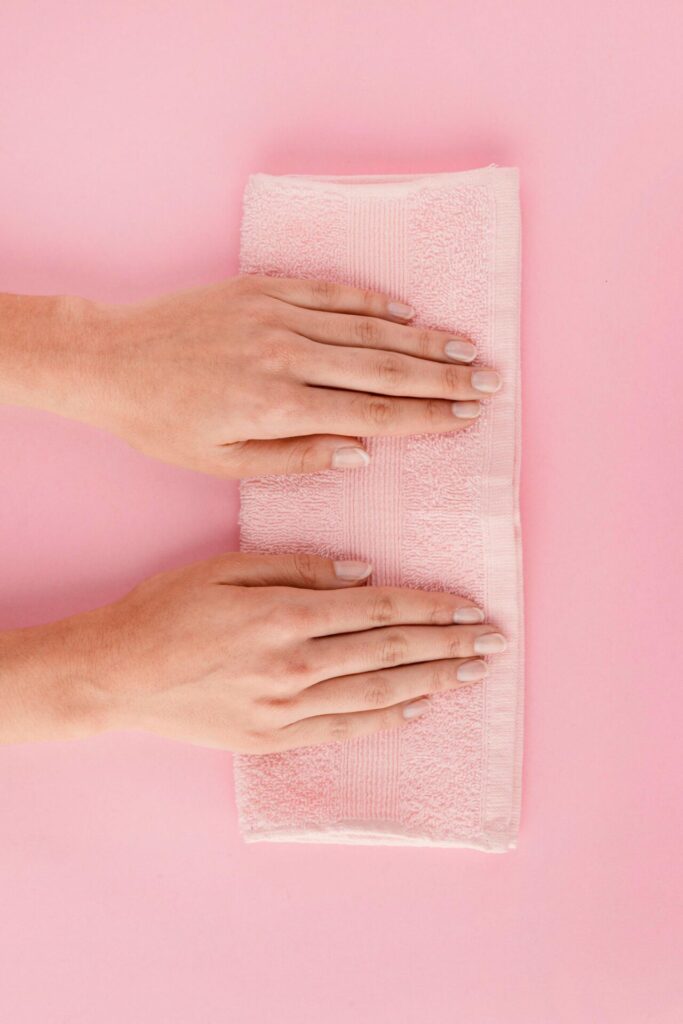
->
[298, 584, 486, 636]
[254, 274, 416, 323]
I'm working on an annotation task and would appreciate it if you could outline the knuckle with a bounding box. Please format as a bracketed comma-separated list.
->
[250, 295, 281, 328]
[279, 602, 316, 635]
[424, 398, 446, 425]
[283, 652, 314, 684]
[428, 602, 451, 625]
[362, 675, 392, 708]
[362, 396, 398, 427]
[355, 317, 381, 346]
[369, 594, 397, 626]
[376, 355, 405, 388]
[285, 440, 322, 476]
[362, 287, 378, 309]
[442, 363, 464, 394]
[328, 715, 351, 742]
[291, 551, 323, 589]
[311, 279, 337, 306]
[446, 632, 466, 658]
[265, 598, 309, 638]
[253, 695, 294, 726]
[417, 328, 434, 358]
[378, 706, 400, 732]
[264, 599, 294, 633]
[429, 663, 450, 693]
[378, 630, 409, 666]
[265, 668, 294, 695]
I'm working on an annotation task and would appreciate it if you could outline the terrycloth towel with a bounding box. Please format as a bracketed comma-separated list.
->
[233, 166, 523, 851]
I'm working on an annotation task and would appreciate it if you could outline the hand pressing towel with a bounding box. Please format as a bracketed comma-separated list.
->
[233, 166, 524, 851]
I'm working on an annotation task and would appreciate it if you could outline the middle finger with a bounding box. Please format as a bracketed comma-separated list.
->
[296, 336, 501, 401]
[306, 623, 507, 681]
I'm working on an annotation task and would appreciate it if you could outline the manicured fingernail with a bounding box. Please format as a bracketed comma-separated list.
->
[388, 301, 415, 319]
[331, 446, 370, 469]
[457, 659, 488, 682]
[445, 339, 476, 363]
[453, 606, 485, 624]
[334, 560, 372, 580]
[472, 370, 502, 394]
[403, 698, 431, 719]
[452, 401, 481, 419]
[473, 632, 507, 654]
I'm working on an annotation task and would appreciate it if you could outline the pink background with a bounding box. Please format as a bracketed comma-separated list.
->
[1, 2, 681, 1021]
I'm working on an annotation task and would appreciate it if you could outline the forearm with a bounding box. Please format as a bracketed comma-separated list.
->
[0, 619, 109, 745]
[0, 292, 107, 421]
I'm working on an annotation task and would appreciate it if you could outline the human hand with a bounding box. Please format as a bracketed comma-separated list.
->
[0, 553, 507, 752]
[66, 275, 502, 476]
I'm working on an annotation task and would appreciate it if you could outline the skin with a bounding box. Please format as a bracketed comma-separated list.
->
[0, 276, 506, 751]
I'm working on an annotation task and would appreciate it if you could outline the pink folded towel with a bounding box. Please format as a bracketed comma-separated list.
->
[233, 166, 524, 851]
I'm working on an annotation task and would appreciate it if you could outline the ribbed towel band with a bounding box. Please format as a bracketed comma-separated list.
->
[233, 166, 524, 851]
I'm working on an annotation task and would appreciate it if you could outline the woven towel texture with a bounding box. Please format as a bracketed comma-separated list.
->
[234, 167, 523, 850]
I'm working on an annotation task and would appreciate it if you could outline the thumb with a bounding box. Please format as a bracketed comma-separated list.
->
[205, 551, 373, 589]
[220, 435, 370, 477]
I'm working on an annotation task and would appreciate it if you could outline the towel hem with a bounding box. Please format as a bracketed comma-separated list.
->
[479, 168, 525, 845]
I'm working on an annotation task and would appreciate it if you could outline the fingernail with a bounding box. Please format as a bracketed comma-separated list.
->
[445, 339, 477, 363]
[472, 370, 502, 394]
[473, 632, 507, 654]
[457, 659, 488, 682]
[331, 446, 370, 469]
[403, 698, 431, 719]
[334, 560, 372, 580]
[452, 401, 481, 419]
[453, 606, 485, 624]
[388, 301, 415, 319]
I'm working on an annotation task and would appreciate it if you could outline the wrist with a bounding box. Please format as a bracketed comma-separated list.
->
[0, 291, 113, 424]
[0, 616, 116, 745]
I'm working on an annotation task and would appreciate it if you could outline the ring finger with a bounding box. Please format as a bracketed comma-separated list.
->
[307, 623, 507, 680]
[285, 656, 489, 722]
[297, 336, 501, 401]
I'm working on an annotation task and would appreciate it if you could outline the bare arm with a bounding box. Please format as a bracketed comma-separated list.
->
[0, 276, 500, 477]
[0, 552, 503, 752]
[0, 292, 97, 416]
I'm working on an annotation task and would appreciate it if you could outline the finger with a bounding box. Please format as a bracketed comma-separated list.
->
[296, 385, 482, 436]
[297, 585, 486, 637]
[220, 435, 370, 477]
[272, 696, 433, 752]
[206, 551, 373, 589]
[251, 274, 417, 322]
[306, 624, 507, 680]
[287, 657, 488, 719]
[282, 306, 478, 364]
[298, 341, 501, 401]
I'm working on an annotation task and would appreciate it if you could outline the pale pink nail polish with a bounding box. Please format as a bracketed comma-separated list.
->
[453, 606, 485, 624]
[472, 370, 502, 394]
[331, 446, 370, 469]
[388, 301, 415, 318]
[473, 633, 507, 654]
[445, 339, 477, 363]
[403, 698, 431, 719]
[457, 659, 488, 682]
[333, 560, 373, 580]
[452, 401, 481, 419]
